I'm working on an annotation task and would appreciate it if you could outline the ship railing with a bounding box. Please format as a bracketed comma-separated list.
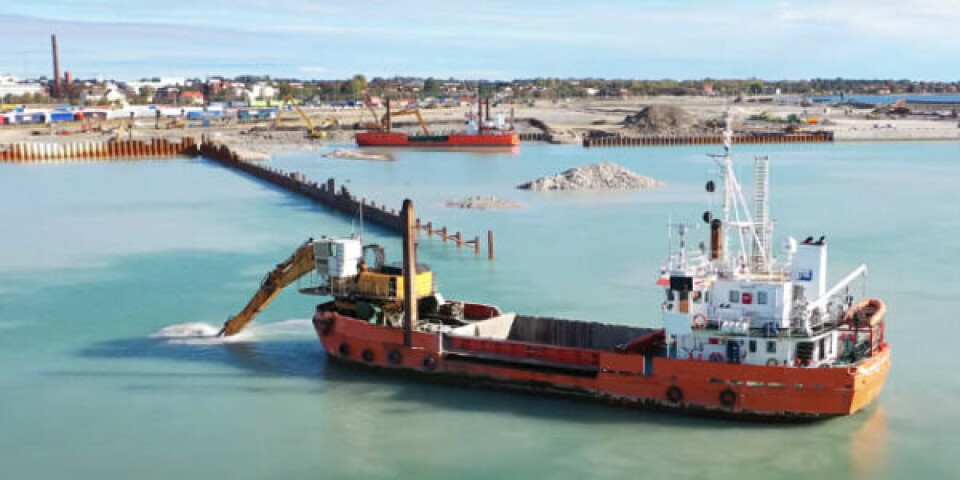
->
[702, 314, 791, 337]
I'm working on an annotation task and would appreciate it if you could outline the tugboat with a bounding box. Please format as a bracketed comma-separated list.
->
[220, 123, 889, 420]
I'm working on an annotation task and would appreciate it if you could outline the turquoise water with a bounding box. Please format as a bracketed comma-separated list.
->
[1, 141, 959, 479]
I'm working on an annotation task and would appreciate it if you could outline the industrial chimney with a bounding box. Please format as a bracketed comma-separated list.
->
[51, 34, 62, 99]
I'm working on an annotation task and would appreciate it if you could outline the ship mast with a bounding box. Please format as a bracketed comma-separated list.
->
[720, 118, 733, 262]
[713, 113, 774, 275]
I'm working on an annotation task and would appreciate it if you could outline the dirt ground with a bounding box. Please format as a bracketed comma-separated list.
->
[2, 96, 957, 151]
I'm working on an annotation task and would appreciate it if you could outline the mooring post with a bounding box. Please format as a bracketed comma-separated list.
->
[487, 230, 495, 260]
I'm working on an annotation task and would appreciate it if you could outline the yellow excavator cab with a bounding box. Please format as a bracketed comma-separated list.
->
[356, 268, 434, 301]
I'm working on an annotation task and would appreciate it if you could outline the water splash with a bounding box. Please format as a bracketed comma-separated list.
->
[150, 319, 313, 345]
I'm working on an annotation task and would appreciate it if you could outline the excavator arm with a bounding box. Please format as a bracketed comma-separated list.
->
[274, 98, 333, 138]
[381, 109, 430, 135]
[218, 239, 317, 336]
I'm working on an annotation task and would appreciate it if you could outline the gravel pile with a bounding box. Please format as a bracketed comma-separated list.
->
[622, 105, 699, 134]
[517, 162, 663, 192]
[444, 196, 523, 209]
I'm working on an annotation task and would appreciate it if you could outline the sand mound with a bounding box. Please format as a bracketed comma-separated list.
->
[517, 162, 663, 192]
[445, 196, 523, 209]
[323, 149, 393, 161]
[622, 105, 696, 134]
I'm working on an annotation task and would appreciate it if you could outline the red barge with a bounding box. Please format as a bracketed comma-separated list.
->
[220, 123, 889, 420]
[355, 98, 519, 148]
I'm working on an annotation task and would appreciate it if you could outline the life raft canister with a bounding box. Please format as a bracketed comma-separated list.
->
[766, 358, 779, 366]
[718, 389, 737, 408]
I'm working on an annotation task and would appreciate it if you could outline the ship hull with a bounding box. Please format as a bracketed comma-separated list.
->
[313, 308, 890, 421]
[356, 131, 520, 147]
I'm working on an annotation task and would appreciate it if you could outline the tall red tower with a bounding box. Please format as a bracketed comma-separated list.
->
[51, 34, 62, 98]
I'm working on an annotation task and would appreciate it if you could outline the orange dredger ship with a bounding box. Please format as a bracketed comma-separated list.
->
[355, 98, 519, 148]
[220, 120, 888, 420]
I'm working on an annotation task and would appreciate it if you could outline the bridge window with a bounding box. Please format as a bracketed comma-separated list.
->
[729, 290, 740, 303]
[766, 341, 777, 353]
[757, 291, 768, 305]
[749, 340, 757, 353]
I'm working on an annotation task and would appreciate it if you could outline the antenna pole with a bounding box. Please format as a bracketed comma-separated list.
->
[721, 114, 733, 262]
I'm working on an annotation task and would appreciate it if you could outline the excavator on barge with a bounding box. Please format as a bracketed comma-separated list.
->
[218, 229, 496, 338]
[220, 122, 889, 420]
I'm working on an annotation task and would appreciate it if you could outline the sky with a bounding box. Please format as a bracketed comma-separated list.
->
[2, 0, 960, 81]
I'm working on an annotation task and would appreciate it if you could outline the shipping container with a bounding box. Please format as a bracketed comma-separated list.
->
[186, 110, 222, 120]
[50, 112, 74, 122]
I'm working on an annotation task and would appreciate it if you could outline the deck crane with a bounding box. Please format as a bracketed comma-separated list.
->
[358, 96, 430, 135]
[383, 108, 430, 135]
[358, 95, 384, 130]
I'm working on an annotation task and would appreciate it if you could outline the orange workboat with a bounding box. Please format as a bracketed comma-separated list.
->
[220, 121, 889, 420]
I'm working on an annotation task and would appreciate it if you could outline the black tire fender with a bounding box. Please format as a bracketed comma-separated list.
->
[387, 349, 403, 366]
[422, 354, 438, 371]
[719, 389, 737, 408]
[666, 386, 684, 404]
[362, 349, 375, 363]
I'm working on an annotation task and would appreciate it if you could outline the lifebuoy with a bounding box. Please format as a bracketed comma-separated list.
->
[766, 358, 779, 366]
[692, 314, 707, 328]
[422, 354, 438, 371]
[387, 349, 403, 366]
[338, 343, 350, 357]
[718, 389, 737, 408]
[666, 386, 684, 404]
[708, 352, 725, 363]
[362, 348, 375, 363]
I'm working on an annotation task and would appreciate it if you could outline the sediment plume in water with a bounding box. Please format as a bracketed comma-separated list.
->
[444, 196, 524, 209]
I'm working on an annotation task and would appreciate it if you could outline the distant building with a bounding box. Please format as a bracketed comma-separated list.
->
[154, 86, 180, 104]
[81, 84, 126, 105]
[180, 91, 205, 105]
[0, 74, 46, 98]
[249, 83, 277, 101]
